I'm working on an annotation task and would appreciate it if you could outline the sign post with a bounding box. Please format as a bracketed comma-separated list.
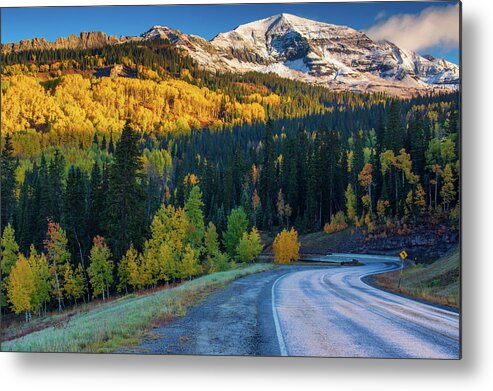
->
[398, 250, 408, 288]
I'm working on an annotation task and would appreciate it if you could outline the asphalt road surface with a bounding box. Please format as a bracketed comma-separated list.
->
[124, 255, 460, 359]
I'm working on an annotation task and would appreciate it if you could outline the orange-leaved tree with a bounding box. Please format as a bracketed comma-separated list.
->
[273, 228, 300, 264]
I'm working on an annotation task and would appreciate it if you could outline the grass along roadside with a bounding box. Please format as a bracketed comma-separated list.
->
[1, 263, 276, 353]
[371, 246, 459, 308]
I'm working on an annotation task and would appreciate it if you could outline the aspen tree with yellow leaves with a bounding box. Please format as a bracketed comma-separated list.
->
[358, 163, 374, 216]
[44, 221, 71, 312]
[87, 236, 114, 300]
[117, 244, 140, 293]
[6, 254, 34, 321]
[180, 244, 202, 281]
[236, 227, 263, 263]
[28, 247, 52, 315]
[273, 228, 300, 264]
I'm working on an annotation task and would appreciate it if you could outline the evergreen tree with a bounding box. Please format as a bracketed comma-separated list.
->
[86, 162, 105, 240]
[1, 224, 19, 278]
[223, 207, 248, 257]
[351, 132, 365, 216]
[101, 134, 107, 151]
[408, 114, 427, 179]
[48, 149, 65, 222]
[64, 166, 88, 268]
[92, 133, 99, 148]
[324, 130, 341, 222]
[184, 185, 205, 249]
[258, 120, 277, 229]
[385, 101, 406, 153]
[1, 134, 17, 231]
[16, 165, 36, 252]
[36, 154, 51, 248]
[108, 133, 115, 154]
[106, 124, 147, 260]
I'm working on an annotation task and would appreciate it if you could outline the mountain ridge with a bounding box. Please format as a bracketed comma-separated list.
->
[1, 13, 459, 96]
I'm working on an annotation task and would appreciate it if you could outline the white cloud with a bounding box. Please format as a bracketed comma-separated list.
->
[366, 4, 459, 52]
[375, 11, 386, 21]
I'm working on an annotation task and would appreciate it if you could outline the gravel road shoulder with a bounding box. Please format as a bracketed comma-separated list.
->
[120, 266, 303, 356]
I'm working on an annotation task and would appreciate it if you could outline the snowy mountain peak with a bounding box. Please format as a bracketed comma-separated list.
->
[202, 13, 459, 96]
[1, 13, 458, 97]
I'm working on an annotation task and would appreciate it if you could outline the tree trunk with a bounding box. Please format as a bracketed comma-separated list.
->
[394, 170, 398, 213]
[368, 184, 372, 216]
[74, 230, 90, 297]
[435, 174, 438, 209]
[53, 267, 63, 312]
[329, 188, 333, 222]
[429, 183, 432, 208]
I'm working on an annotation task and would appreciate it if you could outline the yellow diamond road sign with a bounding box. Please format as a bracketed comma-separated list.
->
[399, 250, 408, 260]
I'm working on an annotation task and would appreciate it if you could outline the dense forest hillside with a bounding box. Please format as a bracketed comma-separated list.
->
[0, 36, 460, 320]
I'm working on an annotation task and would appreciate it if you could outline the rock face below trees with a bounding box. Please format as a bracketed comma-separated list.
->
[292, 225, 458, 264]
[356, 229, 458, 264]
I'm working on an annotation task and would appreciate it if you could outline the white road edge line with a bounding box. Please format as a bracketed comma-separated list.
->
[271, 273, 288, 356]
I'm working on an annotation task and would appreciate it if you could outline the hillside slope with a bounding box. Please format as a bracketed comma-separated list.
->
[372, 246, 460, 307]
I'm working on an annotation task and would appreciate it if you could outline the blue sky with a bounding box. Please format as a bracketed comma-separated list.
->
[1, 2, 459, 63]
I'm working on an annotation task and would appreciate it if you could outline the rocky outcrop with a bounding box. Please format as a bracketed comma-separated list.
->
[1, 31, 123, 54]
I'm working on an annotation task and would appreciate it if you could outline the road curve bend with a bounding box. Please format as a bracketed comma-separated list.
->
[271, 257, 460, 359]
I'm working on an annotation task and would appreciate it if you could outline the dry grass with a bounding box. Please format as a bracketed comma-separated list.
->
[372, 246, 460, 308]
[1, 263, 275, 353]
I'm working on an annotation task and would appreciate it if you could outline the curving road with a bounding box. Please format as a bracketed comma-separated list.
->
[124, 255, 460, 359]
[271, 256, 460, 359]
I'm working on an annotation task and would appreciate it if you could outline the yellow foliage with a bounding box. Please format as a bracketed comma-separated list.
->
[364, 213, 375, 233]
[6, 254, 34, 315]
[1, 74, 267, 136]
[377, 199, 390, 220]
[273, 228, 300, 264]
[323, 211, 348, 234]
[184, 173, 200, 186]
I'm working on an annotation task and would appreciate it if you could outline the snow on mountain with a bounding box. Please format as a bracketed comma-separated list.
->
[198, 13, 459, 94]
[144, 13, 458, 96]
[2, 13, 459, 96]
